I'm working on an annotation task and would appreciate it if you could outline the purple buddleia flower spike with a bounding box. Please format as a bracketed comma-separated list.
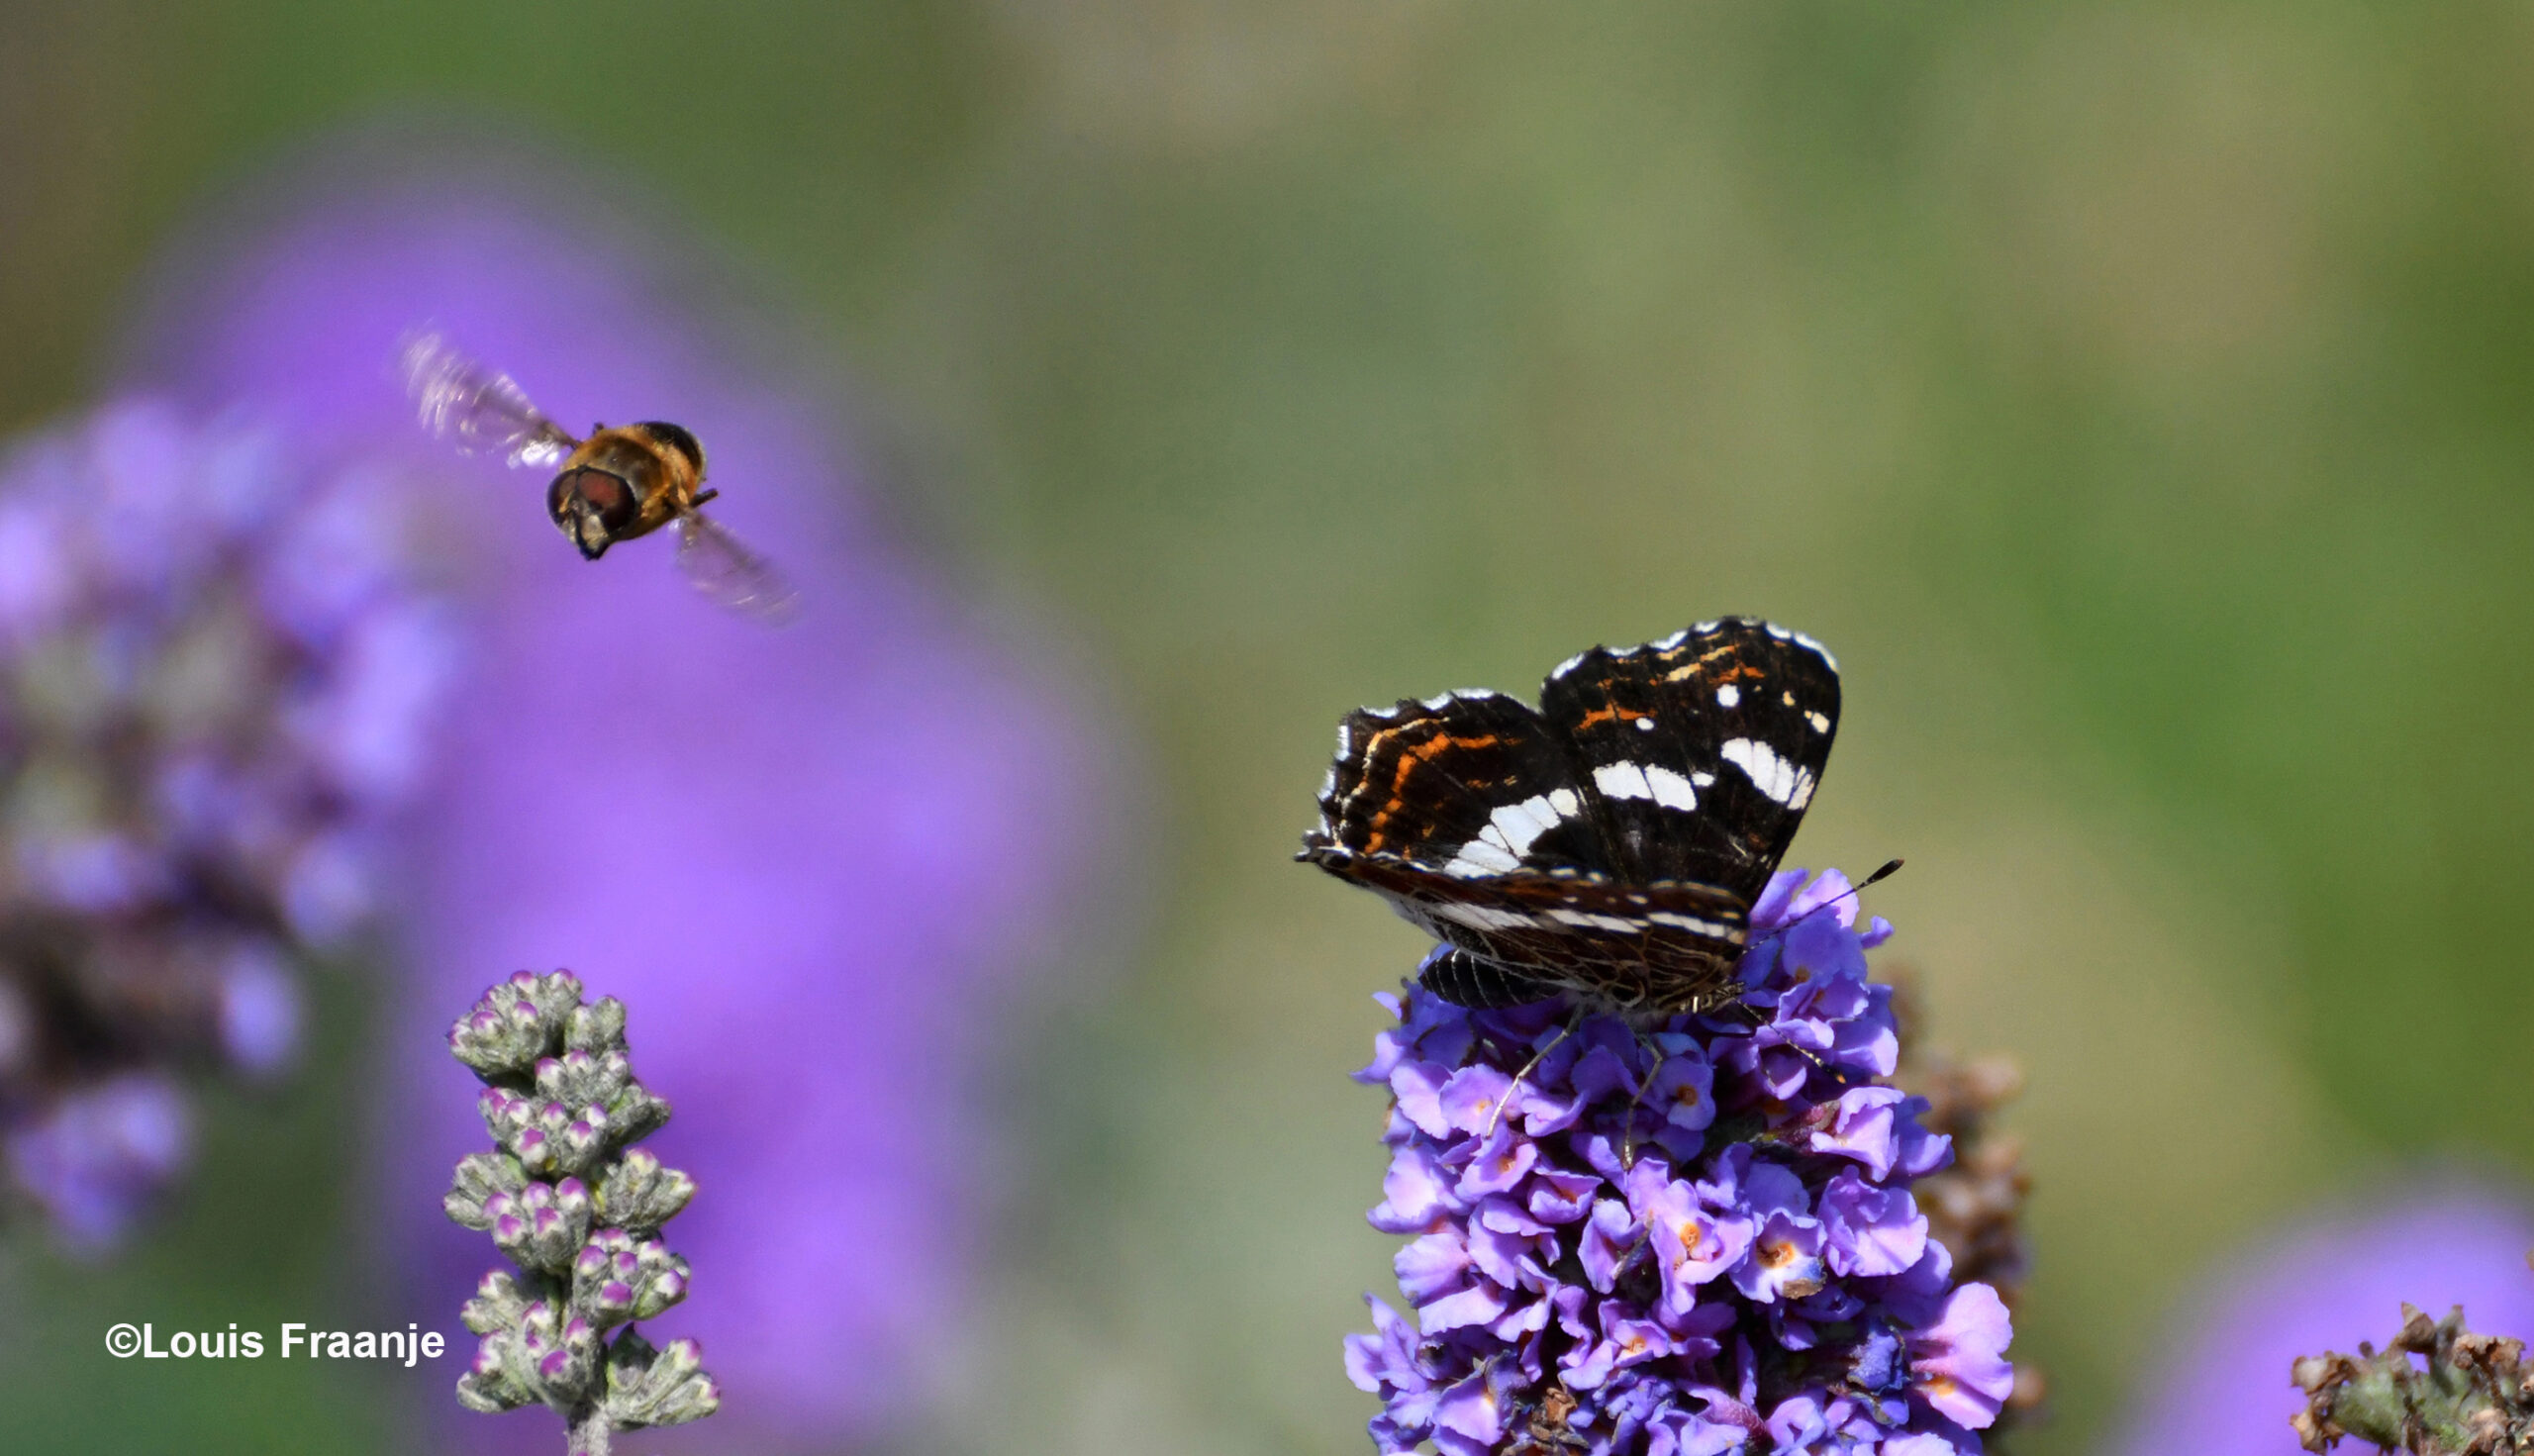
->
[0, 400, 450, 1246]
[128, 149, 1121, 1446]
[445, 969, 719, 1454]
[1346, 869, 2014, 1455]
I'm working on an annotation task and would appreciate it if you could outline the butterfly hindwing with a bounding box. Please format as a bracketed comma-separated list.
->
[1339, 861, 1752, 1011]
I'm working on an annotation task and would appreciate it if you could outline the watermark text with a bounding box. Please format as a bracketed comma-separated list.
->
[105, 1321, 445, 1367]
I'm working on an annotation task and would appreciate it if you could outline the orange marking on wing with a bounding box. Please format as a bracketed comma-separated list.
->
[1665, 654, 1763, 685]
[1360, 727, 1503, 853]
[1573, 704, 1651, 731]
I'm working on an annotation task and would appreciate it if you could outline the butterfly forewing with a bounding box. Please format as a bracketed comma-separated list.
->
[1537, 620, 1838, 905]
[1309, 691, 1605, 878]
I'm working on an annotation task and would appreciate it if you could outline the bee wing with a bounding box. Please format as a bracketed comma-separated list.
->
[674, 511, 801, 623]
[399, 331, 581, 469]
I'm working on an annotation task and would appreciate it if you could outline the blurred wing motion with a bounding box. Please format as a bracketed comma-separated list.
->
[675, 512, 800, 622]
[399, 331, 580, 469]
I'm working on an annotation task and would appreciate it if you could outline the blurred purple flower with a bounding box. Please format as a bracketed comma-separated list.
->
[1346, 868, 2007, 1456]
[7, 1073, 192, 1247]
[131, 157, 1119, 1444]
[0, 398, 450, 1245]
[2113, 1186, 2534, 1456]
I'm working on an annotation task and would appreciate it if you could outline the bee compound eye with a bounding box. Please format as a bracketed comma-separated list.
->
[550, 468, 639, 534]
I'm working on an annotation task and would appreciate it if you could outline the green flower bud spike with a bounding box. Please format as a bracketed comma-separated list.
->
[444, 971, 719, 1455]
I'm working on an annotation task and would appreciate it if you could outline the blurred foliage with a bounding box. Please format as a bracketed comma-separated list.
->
[7, 2, 2534, 1454]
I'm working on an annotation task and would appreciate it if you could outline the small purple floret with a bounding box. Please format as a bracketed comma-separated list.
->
[1908, 1281, 2015, 1430]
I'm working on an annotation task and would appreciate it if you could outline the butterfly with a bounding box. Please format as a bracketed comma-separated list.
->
[1300, 618, 1841, 1015]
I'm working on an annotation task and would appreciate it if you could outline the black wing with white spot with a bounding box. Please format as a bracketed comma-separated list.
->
[1302, 690, 1602, 877]
[1538, 618, 1838, 904]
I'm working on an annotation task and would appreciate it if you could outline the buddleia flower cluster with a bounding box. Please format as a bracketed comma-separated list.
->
[0, 401, 449, 1244]
[444, 970, 719, 1453]
[1344, 868, 2014, 1455]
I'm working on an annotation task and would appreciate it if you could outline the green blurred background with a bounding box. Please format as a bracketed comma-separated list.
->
[5, 2, 2532, 1451]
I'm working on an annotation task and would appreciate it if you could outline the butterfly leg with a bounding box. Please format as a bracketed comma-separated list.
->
[1619, 1042, 1664, 1170]
[1482, 1001, 1589, 1143]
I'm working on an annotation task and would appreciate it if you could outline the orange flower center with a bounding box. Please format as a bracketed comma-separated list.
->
[1672, 1218, 1705, 1261]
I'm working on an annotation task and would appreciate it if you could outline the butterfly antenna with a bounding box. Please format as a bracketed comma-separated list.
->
[1718, 853, 1902, 1082]
[1749, 858, 1902, 950]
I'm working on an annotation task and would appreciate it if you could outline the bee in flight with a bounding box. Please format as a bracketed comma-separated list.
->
[399, 332, 798, 620]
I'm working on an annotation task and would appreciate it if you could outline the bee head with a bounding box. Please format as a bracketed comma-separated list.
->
[547, 466, 638, 560]
[635, 421, 705, 479]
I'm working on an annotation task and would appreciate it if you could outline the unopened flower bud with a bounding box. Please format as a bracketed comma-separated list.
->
[564, 996, 627, 1053]
[604, 1084, 671, 1145]
[602, 1329, 722, 1429]
[443, 1152, 527, 1231]
[476, 1087, 534, 1143]
[484, 1177, 591, 1273]
[459, 1269, 533, 1336]
[571, 1227, 691, 1328]
[594, 1147, 695, 1234]
[448, 971, 583, 1077]
[535, 1047, 634, 1108]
